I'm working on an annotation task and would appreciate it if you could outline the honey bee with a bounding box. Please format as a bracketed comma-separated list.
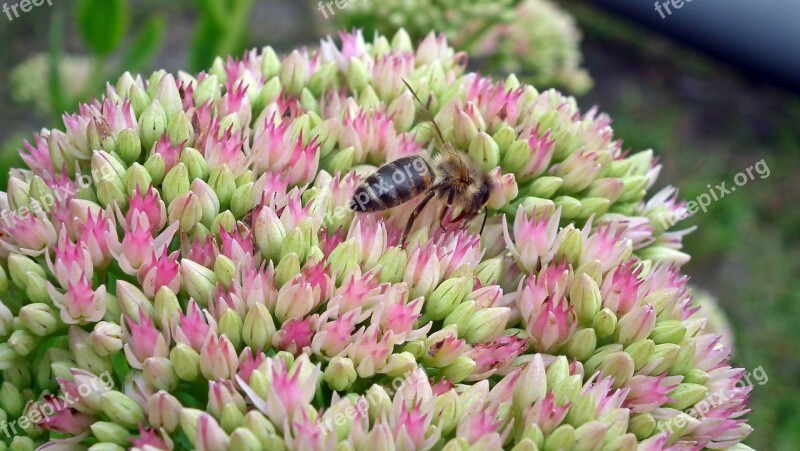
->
[349, 79, 492, 245]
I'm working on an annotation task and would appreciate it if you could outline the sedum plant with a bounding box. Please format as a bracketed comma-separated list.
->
[0, 30, 752, 450]
[324, 0, 592, 94]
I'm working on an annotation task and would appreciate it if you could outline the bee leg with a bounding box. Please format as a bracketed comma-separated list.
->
[439, 207, 450, 232]
[402, 190, 436, 245]
[479, 207, 488, 235]
[439, 190, 455, 232]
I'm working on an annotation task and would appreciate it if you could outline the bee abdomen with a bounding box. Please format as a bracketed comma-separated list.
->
[350, 156, 433, 212]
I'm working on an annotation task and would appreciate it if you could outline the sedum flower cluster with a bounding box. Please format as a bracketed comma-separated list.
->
[0, 30, 751, 450]
[324, 0, 592, 94]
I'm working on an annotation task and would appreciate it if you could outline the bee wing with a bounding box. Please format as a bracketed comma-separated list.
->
[402, 78, 470, 178]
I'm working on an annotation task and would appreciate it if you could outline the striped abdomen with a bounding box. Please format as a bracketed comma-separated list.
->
[350, 156, 434, 212]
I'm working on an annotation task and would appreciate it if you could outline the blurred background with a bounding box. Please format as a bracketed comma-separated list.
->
[0, 0, 797, 448]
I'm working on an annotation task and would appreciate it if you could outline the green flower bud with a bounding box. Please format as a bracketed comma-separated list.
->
[243, 304, 276, 351]
[116, 280, 153, 319]
[24, 272, 50, 304]
[92, 151, 127, 208]
[151, 287, 179, 332]
[28, 175, 52, 209]
[618, 175, 649, 203]
[274, 253, 301, 288]
[144, 152, 166, 186]
[162, 162, 190, 204]
[565, 327, 596, 361]
[501, 139, 531, 175]
[6, 177, 30, 212]
[554, 195, 582, 219]
[453, 110, 479, 150]
[194, 74, 220, 106]
[9, 436, 34, 451]
[0, 382, 24, 418]
[101, 390, 145, 429]
[327, 238, 360, 285]
[208, 165, 236, 210]
[426, 277, 470, 321]
[647, 343, 681, 375]
[666, 383, 709, 411]
[650, 320, 687, 345]
[190, 179, 220, 228]
[387, 93, 415, 134]
[551, 374, 583, 406]
[8, 253, 46, 290]
[546, 355, 571, 389]
[242, 410, 276, 444]
[168, 192, 203, 233]
[519, 197, 556, 217]
[211, 211, 236, 238]
[433, 389, 459, 436]
[123, 163, 152, 196]
[153, 73, 182, 121]
[544, 424, 575, 451]
[671, 340, 697, 375]
[597, 352, 635, 389]
[3, 364, 31, 389]
[91, 421, 131, 446]
[220, 308, 245, 350]
[578, 197, 610, 219]
[464, 307, 509, 343]
[180, 408, 204, 444]
[88, 444, 126, 451]
[180, 259, 217, 306]
[279, 50, 307, 95]
[181, 147, 208, 181]
[229, 428, 262, 451]
[443, 300, 475, 334]
[169, 111, 195, 146]
[0, 343, 20, 371]
[683, 368, 710, 385]
[8, 330, 38, 357]
[468, 132, 500, 171]
[357, 85, 381, 109]
[116, 128, 142, 164]
[376, 247, 407, 284]
[603, 433, 637, 451]
[279, 219, 316, 264]
[221, 404, 245, 433]
[519, 424, 545, 449]
[346, 57, 369, 92]
[570, 273, 600, 326]
[621, 339, 654, 372]
[324, 356, 357, 391]
[512, 355, 547, 415]
[566, 395, 598, 427]
[139, 100, 168, 149]
[592, 308, 617, 339]
[323, 146, 355, 174]
[213, 255, 236, 289]
[616, 305, 656, 346]
[440, 355, 476, 383]
[493, 124, 516, 154]
[170, 343, 200, 382]
[629, 413, 655, 440]
[19, 303, 58, 336]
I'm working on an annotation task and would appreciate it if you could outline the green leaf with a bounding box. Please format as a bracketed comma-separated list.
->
[76, 0, 129, 55]
[189, 16, 223, 72]
[119, 15, 166, 74]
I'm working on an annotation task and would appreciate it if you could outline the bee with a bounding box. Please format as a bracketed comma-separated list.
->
[349, 79, 492, 245]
